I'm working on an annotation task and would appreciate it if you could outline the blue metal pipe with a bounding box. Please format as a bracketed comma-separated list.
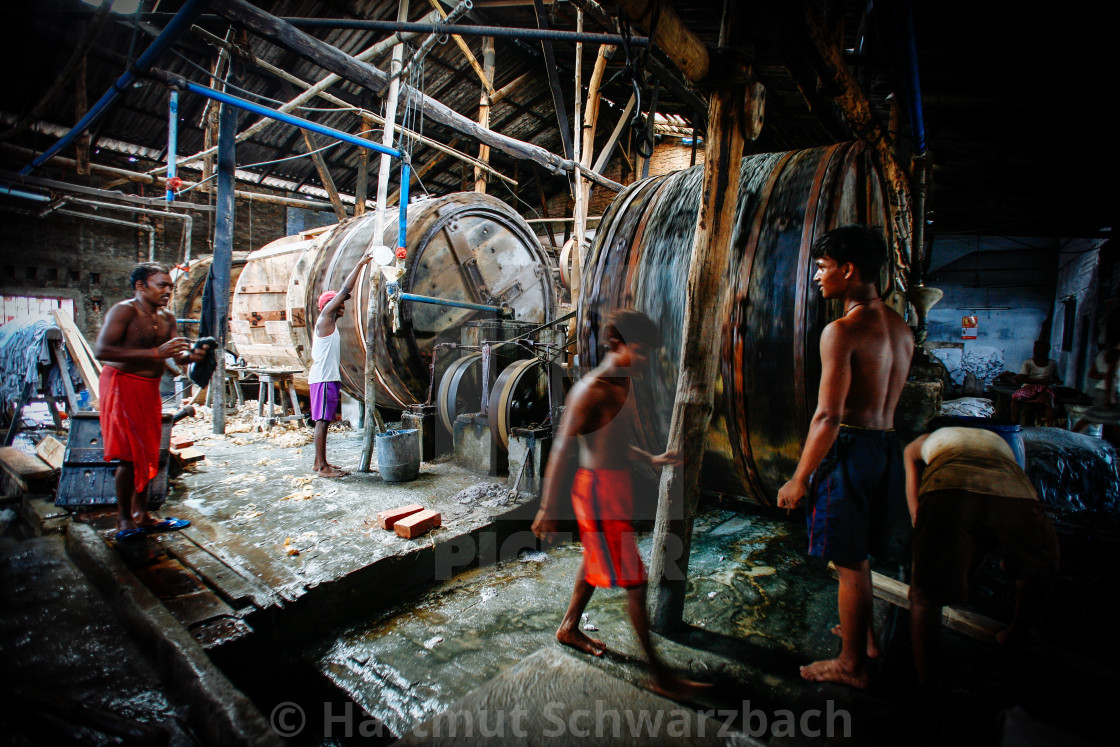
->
[178, 80, 402, 159]
[166, 88, 179, 202]
[900, 0, 926, 155]
[19, 0, 207, 175]
[0, 184, 51, 202]
[399, 293, 501, 314]
[398, 162, 410, 249]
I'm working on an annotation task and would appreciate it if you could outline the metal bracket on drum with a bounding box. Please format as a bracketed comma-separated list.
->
[442, 219, 492, 303]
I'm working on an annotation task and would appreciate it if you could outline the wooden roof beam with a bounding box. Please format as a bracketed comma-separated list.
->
[211, 0, 620, 191]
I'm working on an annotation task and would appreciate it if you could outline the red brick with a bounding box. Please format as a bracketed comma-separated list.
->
[171, 435, 194, 449]
[394, 509, 442, 539]
[376, 504, 424, 530]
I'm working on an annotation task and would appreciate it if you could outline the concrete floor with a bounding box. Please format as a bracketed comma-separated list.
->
[16, 407, 1115, 745]
[0, 535, 199, 746]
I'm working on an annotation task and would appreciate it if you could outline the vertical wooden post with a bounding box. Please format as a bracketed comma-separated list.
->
[210, 75, 238, 435]
[576, 43, 615, 239]
[360, 0, 409, 473]
[571, 10, 585, 310]
[647, 54, 753, 633]
[354, 110, 374, 215]
[474, 37, 496, 193]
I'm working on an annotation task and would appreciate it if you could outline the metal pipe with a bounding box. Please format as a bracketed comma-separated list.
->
[166, 88, 179, 201]
[899, 0, 926, 156]
[156, 75, 403, 159]
[400, 0, 474, 79]
[20, 0, 207, 175]
[57, 209, 156, 261]
[66, 197, 192, 266]
[141, 13, 651, 45]
[0, 184, 51, 202]
[398, 162, 410, 252]
[399, 293, 503, 314]
[211, 85, 237, 436]
[1, 165, 210, 211]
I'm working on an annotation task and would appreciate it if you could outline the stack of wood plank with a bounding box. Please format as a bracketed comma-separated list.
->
[51, 309, 101, 408]
[0, 443, 57, 495]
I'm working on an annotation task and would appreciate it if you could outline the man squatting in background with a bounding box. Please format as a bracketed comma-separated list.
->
[903, 424, 1059, 685]
[778, 226, 914, 688]
[95, 263, 208, 542]
[532, 309, 708, 700]
[309, 248, 375, 477]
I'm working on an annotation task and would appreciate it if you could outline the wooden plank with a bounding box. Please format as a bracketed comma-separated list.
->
[52, 309, 101, 400]
[427, 0, 496, 99]
[615, 0, 710, 83]
[0, 447, 54, 480]
[170, 446, 206, 467]
[826, 562, 1001, 644]
[163, 534, 275, 610]
[35, 436, 65, 471]
[474, 36, 496, 194]
[49, 340, 80, 412]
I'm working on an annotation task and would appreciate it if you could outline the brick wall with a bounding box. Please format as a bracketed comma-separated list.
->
[0, 196, 286, 340]
[539, 138, 704, 231]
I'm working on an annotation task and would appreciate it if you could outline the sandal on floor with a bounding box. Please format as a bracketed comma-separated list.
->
[147, 517, 191, 532]
[114, 527, 148, 543]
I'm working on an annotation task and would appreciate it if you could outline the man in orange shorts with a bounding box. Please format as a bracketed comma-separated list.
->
[95, 263, 207, 542]
[532, 309, 704, 699]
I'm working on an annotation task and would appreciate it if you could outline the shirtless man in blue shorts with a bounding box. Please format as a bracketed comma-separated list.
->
[777, 225, 914, 688]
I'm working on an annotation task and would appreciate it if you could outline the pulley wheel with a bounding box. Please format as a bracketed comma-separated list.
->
[488, 358, 550, 451]
[437, 353, 483, 434]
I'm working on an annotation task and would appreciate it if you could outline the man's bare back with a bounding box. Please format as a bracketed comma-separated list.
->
[828, 301, 913, 429]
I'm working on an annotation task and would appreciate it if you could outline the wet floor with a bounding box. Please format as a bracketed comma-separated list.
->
[305, 508, 878, 740]
[0, 534, 198, 745]
[36, 404, 1116, 745]
[167, 416, 529, 592]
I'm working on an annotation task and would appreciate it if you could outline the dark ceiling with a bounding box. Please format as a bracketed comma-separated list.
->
[0, 0, 1113, 242]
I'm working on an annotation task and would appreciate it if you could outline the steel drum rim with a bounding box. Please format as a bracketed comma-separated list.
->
[438, 352, 482, 434]
[489, 357, 543, 451]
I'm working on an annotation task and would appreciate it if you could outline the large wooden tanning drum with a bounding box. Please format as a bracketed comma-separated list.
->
[229, 193, 557, 406]
[579, 142, 907, 505]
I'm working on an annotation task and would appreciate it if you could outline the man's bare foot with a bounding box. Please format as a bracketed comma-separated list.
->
[556, 628, 606, 656]
[316, 466, 350, 478]
[829, 624, 881, 658]
[800, 658, 870, 689]
[647, 675, 714, 702]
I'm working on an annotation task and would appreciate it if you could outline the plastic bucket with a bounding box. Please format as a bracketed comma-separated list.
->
[938, 416, 1026, 467]
[376, 429, 420, 482]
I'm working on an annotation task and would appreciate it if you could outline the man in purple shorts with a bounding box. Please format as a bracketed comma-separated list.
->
[309, 249, 374, 477]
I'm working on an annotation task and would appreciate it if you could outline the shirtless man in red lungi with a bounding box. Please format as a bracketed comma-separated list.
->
[95, 263, 206, 542]
[532, 309, 704, 699]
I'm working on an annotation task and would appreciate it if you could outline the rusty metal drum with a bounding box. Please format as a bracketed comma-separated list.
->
[578, 142, 906, 505]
